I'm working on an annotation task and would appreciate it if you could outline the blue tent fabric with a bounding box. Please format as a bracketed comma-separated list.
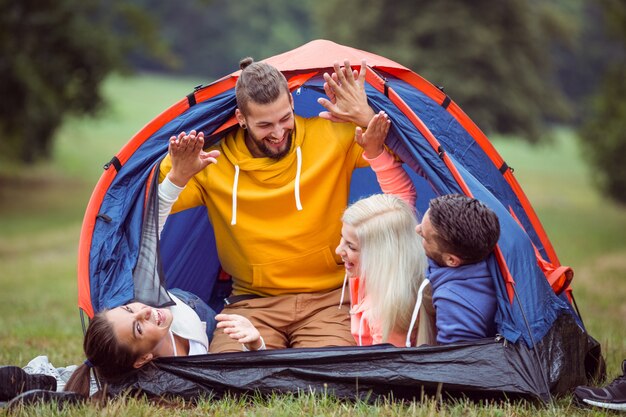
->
[90, 71, 577, 345]
[161, 206, 221, 305]
[83, 43, 602, 400]
[385, 76, 549, 259]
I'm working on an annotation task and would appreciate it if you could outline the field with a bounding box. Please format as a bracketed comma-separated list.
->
[0, 74, 624, 416]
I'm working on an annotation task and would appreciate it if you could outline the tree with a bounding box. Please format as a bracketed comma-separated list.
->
[579, 0, 626, 204]
[548, 0, 624, 125]
[127, 0, 317, 78]
[0, 0, 170, 163]
[313, 0, 572, 142]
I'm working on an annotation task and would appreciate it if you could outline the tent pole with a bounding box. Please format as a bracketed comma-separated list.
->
[570, 292, 584, 322]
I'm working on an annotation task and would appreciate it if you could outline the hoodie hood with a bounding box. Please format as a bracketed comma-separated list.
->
[221, 118, 306, 224]
[221, 119, 305, 187]
[426, 258, 491, 290]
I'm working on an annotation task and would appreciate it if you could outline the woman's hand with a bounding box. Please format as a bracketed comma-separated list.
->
[355, 111, 390, 159]
[215, 313, 263, 351]
[167, 130, 220, 187]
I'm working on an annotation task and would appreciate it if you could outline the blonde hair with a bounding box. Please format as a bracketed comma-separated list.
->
[342, 194, 427, 342]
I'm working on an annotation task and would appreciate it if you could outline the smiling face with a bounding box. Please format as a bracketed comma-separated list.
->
[236, 91, 295, 160]
[105, 302, 173, 362]
[335, 223, 361, 278]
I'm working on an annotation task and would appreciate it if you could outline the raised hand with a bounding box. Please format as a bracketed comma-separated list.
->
[167, 130, 220, 187]
[317, 59, 375, 128]
[215, 313, 263, 350]
[355, 111, 390, 159]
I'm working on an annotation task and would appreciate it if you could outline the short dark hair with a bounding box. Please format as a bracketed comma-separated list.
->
[428, 194, 500, 264]
[236, 57, 290, 115]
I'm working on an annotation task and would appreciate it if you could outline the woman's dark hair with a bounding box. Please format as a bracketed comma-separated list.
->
[235, 57, 290, 115]
[65, 311, 139, 397]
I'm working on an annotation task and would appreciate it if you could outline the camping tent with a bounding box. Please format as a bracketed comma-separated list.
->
[77, 39, 603, 402]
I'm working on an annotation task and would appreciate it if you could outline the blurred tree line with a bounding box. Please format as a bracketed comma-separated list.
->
[578, 0, 626, 203]
[0, 0, 172, 163]
[126, 0, 316, 76]
[1, 0, 624, 201]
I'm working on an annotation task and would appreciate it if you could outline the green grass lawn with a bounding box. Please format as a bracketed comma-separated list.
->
[0, 74, 624, 416]
[0, 73, 205, 364]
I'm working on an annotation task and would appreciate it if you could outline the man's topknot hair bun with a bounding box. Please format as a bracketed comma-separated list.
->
[235, 57, 288, 113]
[240, 57, 254, 70]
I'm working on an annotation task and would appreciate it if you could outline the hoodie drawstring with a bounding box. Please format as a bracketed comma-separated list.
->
[405, 279, 430, 347]
[230, 147, 302, 226]
[358, 314, 364, 346]
[294, 146, 303, 211]
[338, 272, 348, 309]
[231, 165, 240, 225]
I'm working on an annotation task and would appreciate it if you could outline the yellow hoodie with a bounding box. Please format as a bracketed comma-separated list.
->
[159, 116, 368, 296]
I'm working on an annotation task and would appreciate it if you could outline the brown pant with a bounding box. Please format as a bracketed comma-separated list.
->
[209, 288, 356, 353]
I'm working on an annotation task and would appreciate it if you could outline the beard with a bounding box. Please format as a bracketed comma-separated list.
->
[427, 251, 448, 267]
[248, 129, 294, 160]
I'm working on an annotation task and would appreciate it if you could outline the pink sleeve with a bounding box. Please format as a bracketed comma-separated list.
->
[363, 149, 416, 207]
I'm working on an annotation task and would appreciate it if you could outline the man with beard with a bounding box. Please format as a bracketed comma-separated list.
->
[158, 57, 380, 352]
[415, 194, 500, 344]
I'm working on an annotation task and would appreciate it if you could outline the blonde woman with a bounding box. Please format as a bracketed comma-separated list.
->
[336, 112, 435, 347]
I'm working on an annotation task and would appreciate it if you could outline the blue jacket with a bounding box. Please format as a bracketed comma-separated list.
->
[427, 258, 497, 344]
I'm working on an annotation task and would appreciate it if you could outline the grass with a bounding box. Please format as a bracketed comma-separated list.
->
[492, 129, 626, 370]
[0, 73, 205, 365]
[0, 73, 624, 416]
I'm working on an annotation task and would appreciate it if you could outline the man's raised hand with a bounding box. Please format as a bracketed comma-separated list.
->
[317, 59, 375, 128]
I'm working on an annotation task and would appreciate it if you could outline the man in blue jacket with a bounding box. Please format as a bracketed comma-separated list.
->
[416, 194, 500, 344]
